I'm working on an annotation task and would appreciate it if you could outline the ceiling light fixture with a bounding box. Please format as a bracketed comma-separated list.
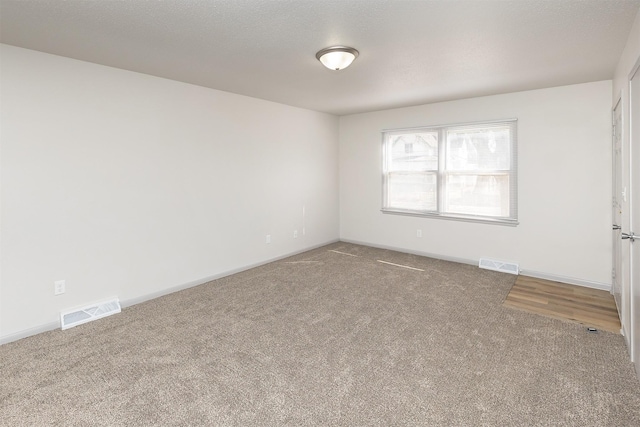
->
[316, 46, 359, 71]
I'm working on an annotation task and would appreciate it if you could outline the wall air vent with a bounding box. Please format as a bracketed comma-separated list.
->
[60, 298, 121, 330]
[479, 258, 519, 275]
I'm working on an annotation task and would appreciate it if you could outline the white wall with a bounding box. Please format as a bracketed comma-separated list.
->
[0, 45, 339, 342]
[612, 8, 640, 357]
[339, 81, 612, 287]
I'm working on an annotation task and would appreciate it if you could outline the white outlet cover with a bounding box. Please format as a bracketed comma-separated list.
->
[54, 280, 65, 295]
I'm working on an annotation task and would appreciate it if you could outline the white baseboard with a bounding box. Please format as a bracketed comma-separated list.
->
[121, 239, 339, 309]
[2, 238, 610, 345]
[0, 321, 60, 346]
[0, 239, 339, 346]
[339, 238, 478, 267]
[339, 239, 612, 292]
[519, 270, 611, 292]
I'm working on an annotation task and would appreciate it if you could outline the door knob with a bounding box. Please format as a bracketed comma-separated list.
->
[622, 232, 637, 242]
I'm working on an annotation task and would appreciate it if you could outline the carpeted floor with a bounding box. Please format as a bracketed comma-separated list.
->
[1, 242, 639, 426]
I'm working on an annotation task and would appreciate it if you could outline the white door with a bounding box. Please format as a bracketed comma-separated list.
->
[630, 64, 640, 376]
[613, 98, 623, 317]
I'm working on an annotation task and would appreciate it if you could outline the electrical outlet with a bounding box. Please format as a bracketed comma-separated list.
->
[416, 229, 422, 238]
[54, 280, 65, 295]
[293, 230, 298, 239]
[266, 235, 271, 244]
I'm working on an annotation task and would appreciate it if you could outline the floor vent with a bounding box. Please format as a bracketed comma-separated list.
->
[60, 298, 121, 330]
[479, 258, 519, 275]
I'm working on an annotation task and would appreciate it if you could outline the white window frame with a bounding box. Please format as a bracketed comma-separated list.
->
[382, 119, 518, 226]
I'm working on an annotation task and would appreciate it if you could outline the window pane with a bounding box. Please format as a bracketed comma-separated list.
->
[446, 127, 510, 171]
[443, 174, 510, 217]
[388, 172, 437, 211]
[382, 120, 516, 223]
[389, 132, 438, 171]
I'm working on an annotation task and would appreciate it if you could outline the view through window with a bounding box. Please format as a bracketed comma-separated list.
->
[382, 119, 517, 225]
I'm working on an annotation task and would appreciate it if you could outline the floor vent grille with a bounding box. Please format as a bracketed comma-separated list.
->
[479, 258, 519, 275]
[60, 298, 121, 330]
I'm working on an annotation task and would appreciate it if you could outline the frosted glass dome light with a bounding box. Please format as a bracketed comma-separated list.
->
[316, 46, 359, 71]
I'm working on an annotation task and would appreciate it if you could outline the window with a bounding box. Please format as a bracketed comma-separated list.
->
[382, 119, 517, 225]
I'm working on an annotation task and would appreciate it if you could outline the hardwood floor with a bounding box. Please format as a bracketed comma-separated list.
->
[503, 276, 621, 334]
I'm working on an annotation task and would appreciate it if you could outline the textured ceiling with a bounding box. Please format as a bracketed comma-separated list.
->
[1, 0, 639, 115]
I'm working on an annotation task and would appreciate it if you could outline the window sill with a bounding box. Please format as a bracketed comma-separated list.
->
[381, 208, 519, 227]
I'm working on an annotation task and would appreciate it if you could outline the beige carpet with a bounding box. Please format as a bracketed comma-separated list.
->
[1, 242, 639, 426]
